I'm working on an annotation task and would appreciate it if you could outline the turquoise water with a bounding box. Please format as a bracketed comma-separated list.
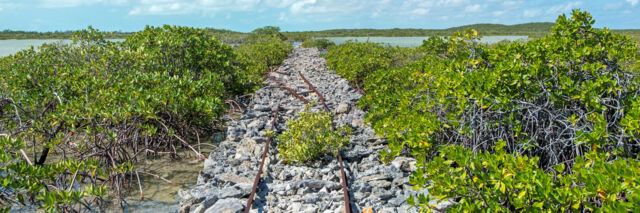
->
[0, 39, 124, 57]
[323, 36, 529, 47]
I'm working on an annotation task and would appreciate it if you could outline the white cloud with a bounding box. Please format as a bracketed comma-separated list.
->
[412, 8, 430, 15]
[523, 9, 541, 18]
[0, 1, 20, 11]
[129, 1, 187, 15]
[627, 0, 638, 6]
[289, 0, 366, 15]
[604, 2, 623, 10]
[436, 0, 468, 7]
[39, 0, 126, 8]
[492, 10, 505, 16]
[17, 0, 615, 29]
[129, 0, 261, 15]
[501, 0, 522, 8]
[264, 0, 296, 8]
[547, 1, 582, 14]
[464, 4, 486, 13]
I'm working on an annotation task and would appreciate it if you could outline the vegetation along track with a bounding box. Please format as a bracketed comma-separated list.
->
[178, 47, 452, 212]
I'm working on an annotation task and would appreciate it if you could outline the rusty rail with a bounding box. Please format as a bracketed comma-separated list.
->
[268, 70, 287, 75]
[245, 103, 280, 213]
[298, 72, 351, 213]
[298, 72, 329, 112]
[266, 75, 310, 104]
[337, 151, 351, 213]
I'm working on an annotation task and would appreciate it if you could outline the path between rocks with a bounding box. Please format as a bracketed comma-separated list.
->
[178, 47, 451, 213]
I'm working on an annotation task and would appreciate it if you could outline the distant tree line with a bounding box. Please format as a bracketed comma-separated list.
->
[0, 29, 131, 40]
[2, 23, 639, 42]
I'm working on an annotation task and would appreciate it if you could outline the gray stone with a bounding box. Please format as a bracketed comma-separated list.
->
[379, 208, 398, 213]
[334, 102, 350, 114]
[431, 199, 455, 211]
[391, 157, 417, 172]
[354, 181, 373, 192]
[216, 174, 252, 184]
[253, 104, 271, 112]
[301, 193, 320, 203]
[304, 206, 319, 213]
[203, 159, 216, 170]
[372, 187, 394, 200]
[201, 196, 219, 209]
[289, 203, 303, 211]
[351, 119, 364, 127]
[219, 185, 249, 199]
[191, 204, 205, 213]
[389, 196, 406, 206]
[360, 174, 392, 182]
[247, 119, 265, 130]
[243, 129, 259, 138]
[204, 198, 244, 213]
[251, 137, 266, 143]
[236, 138, 259, 157]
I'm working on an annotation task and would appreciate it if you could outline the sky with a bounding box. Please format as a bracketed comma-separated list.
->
[0, 0, 638, 32]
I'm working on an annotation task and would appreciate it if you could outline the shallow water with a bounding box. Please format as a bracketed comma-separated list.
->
[6, 132, 225, 213]
[323, 36, 529, 47]
[0, 39, 124, 57]
[105, 133, 226, 212]
[105, 149, 211, 213]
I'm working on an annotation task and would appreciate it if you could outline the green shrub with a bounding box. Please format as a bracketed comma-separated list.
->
[0, 135, 114, 212]
[325, 41, 414, 91]
[301, 38, 335, 50]
[0, 24, 296, 211]
[363, 10, 639, 164]
[235, 32, 293, 91]
[0, 26, 234, 210]
[122, 25, 244, 97]
[411, 143, 640, 212]
[325, 41, 391, 90]
[356, 10, 640, 212]
[248, 26, 287, 42]
[277, 106, 352, 164]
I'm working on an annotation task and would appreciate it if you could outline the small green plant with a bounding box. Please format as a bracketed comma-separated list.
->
[301, 38, 336, 50]
[277, 105, 352, 164]
[235, 29, 293, 92]
[324, 41, 414, 91]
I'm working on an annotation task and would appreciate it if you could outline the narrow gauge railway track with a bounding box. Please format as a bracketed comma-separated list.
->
[244, 72, 352, 213]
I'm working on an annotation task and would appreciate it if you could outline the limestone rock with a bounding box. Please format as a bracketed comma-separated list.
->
[334, 102, 350, 114]
[204, 198, 244, 213]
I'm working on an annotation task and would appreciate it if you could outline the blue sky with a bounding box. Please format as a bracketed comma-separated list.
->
[0, 0, 638, 32]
